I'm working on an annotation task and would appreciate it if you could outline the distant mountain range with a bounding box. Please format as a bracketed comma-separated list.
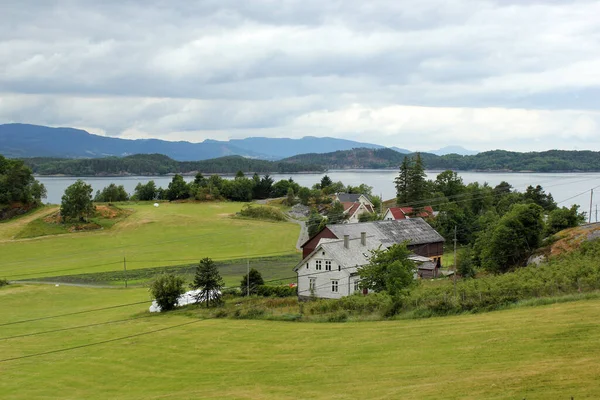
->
[0, 123, 477, 160]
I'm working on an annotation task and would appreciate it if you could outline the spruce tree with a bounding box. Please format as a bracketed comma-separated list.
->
[394, 157, 411, 205]
[191, 257, 224, 307]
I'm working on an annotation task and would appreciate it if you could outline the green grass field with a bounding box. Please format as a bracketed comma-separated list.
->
[2, 283, 600, 399]
[0, 202, 300, 280]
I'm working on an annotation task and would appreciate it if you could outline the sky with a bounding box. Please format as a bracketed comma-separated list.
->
[1, 0, 600, 152]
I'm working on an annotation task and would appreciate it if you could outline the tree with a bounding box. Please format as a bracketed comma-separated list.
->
[327, 201, 347, 224]
[149, 274, 186, 312]
[358, 243, 416, 297]
[285, 187, 296, 206]
[406, 153, 428, 205]
[477, 203, 544, 273]
[524, 185, 557, 211]
[166, 174, 189, 201]
[191, 257, 224, 307]
[298, 187, 311, 206]
[394, 157, 411, 204]
[457, 247, 476, 279]
[545, 205, 585, 236]
[134, 180, 158, 201]
[94, 183, 129, 202]
[320, 175, 332, 189]
[240, 268, 265, 296]
[0, 156, 46, 206]
[307, 210, 325, 237]
[60, 179, 95, 222]
[434, 170, 464, 198]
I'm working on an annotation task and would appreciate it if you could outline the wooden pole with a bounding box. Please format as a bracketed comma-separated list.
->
[589, 189, 593, 224]
[123, 257, 128, 288]
[453, 225, 457, 297]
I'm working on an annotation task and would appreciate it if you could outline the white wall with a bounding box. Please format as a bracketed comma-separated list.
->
[297, 251, 360, 299]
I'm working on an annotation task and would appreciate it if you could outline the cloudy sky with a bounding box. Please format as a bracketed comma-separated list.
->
[1, 0, 600, 152]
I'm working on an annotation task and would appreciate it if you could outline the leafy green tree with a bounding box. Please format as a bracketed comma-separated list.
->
[285, 187, 296, 206]
[358, 212, 380, 222]
[307, 210, 325, 237]
[221, 177, 254, 201]
[134, 180, 158, 201]
[60, 179, 95, 222]
[524, 185, 557, 211]
[235, 170, 245, 179]
[94, 183, 129, 202]
[358, 243, 416, 297]
[166, 174, 189, 201]
[298, 187, 311, 206]
[346, 183, 373, 196]
[240, 268, 265, 296]
[478, 203, 544, 273]
[545, 205, 585, 235]
[323, 181, 345, 195]
[457, 247, 476, 278]
[149, 274, 186, 312]
[327, 201, 347, 224]
[191, 257, 224, 307]
[0, 156, 46, 206]
[194, 172, 208, 187]
[434, 170, 464, 198]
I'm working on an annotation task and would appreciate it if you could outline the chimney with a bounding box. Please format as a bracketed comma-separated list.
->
[344, 234, 350, 249]
[361, 232, 366, 246]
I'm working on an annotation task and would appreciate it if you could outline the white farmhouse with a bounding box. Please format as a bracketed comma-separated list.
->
[295, 219, 445, 300]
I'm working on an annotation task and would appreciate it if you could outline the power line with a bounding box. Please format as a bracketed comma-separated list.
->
[0, 319, 203, 363]
[0, 300, 149, 327]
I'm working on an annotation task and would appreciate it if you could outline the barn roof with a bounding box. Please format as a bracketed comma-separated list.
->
[325, 218, 444, 247]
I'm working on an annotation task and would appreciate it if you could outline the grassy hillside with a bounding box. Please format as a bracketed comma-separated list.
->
[2, 284, 600, 399]
[0, 202, 300, 281]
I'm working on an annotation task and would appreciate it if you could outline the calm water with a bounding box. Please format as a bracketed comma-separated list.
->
[37, 170, 600, 218]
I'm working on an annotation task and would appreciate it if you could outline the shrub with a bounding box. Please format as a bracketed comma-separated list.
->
[255, 285, 297, 297]
[238, 205, 287, 221]
[0, 278, 9, 287]
[149, 274, 186, 312]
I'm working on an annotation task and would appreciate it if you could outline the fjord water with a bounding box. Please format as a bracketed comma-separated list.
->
[38, 170, 600, 217]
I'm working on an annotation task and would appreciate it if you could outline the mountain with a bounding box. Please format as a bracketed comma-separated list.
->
[427, 146, 479, 156]
[282, 148, 600, 172]
[389, 146, 411, 154]
[0, 124, 386, 161]
[204, 136, 384, 159]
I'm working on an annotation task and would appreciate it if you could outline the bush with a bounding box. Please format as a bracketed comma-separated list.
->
[149, 274, 186, 312]
[255, 285, 298, 297]
[0, 278, 9, 287]
[238, 205, 287, 221]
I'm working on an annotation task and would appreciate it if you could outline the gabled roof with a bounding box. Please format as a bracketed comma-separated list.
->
[388, 206, 435, 219]
[325, 218, 444, 247]
[295, 236, 381, 272]
[337, 193, 370, 203]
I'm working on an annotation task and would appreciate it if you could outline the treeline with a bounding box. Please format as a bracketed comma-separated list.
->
[394, 154, 585, 276]
[283, 148, 600, 172]
[22, 154, 324, 176]
[0, 155, 46, 219]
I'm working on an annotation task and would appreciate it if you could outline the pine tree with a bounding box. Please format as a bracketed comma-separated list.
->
[191, 258, 224, 307]
[407, 153, 427, 206]
[394, 157, 411, 205]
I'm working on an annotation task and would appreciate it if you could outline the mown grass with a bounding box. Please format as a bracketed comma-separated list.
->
[2, 284, 600, 399]
[0, 202, 300, 280]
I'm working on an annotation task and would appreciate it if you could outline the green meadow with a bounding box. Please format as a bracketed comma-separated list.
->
[0, 203, 300, 280]
[2, 284, 600, 399]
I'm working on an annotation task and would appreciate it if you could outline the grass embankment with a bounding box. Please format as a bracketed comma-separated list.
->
[2, 284, 600, 399]
[0, 202, 300, 280]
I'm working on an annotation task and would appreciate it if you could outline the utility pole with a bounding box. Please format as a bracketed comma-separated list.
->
[596, 204, 598, 223]
[589, 189, 594, 224]
[123, 257, 128, 288]
[453, 225, 457, 297]
[246, 258, 250, 297]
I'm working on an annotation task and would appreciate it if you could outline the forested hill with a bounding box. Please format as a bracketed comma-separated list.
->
[23, 154, 324, 176]
[282, 148, 600, 172]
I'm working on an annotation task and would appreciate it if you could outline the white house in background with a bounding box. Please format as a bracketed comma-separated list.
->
[295, 219, 445, 300]
[335, 193, 374, 207]
[341, 201, 375, 223]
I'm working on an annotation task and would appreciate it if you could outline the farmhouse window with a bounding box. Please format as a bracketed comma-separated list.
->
[309, 278, 316, 291]
[325, 260, 332, 271]
[316, 260, 322, 270]
[354, 280, 360, 292]
[331, 280, 339, 293]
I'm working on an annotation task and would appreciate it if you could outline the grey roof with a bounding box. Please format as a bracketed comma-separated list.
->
[337, 193, 367, 203]
[294, 235, 436, 272]
[325, 218, 444, 247]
